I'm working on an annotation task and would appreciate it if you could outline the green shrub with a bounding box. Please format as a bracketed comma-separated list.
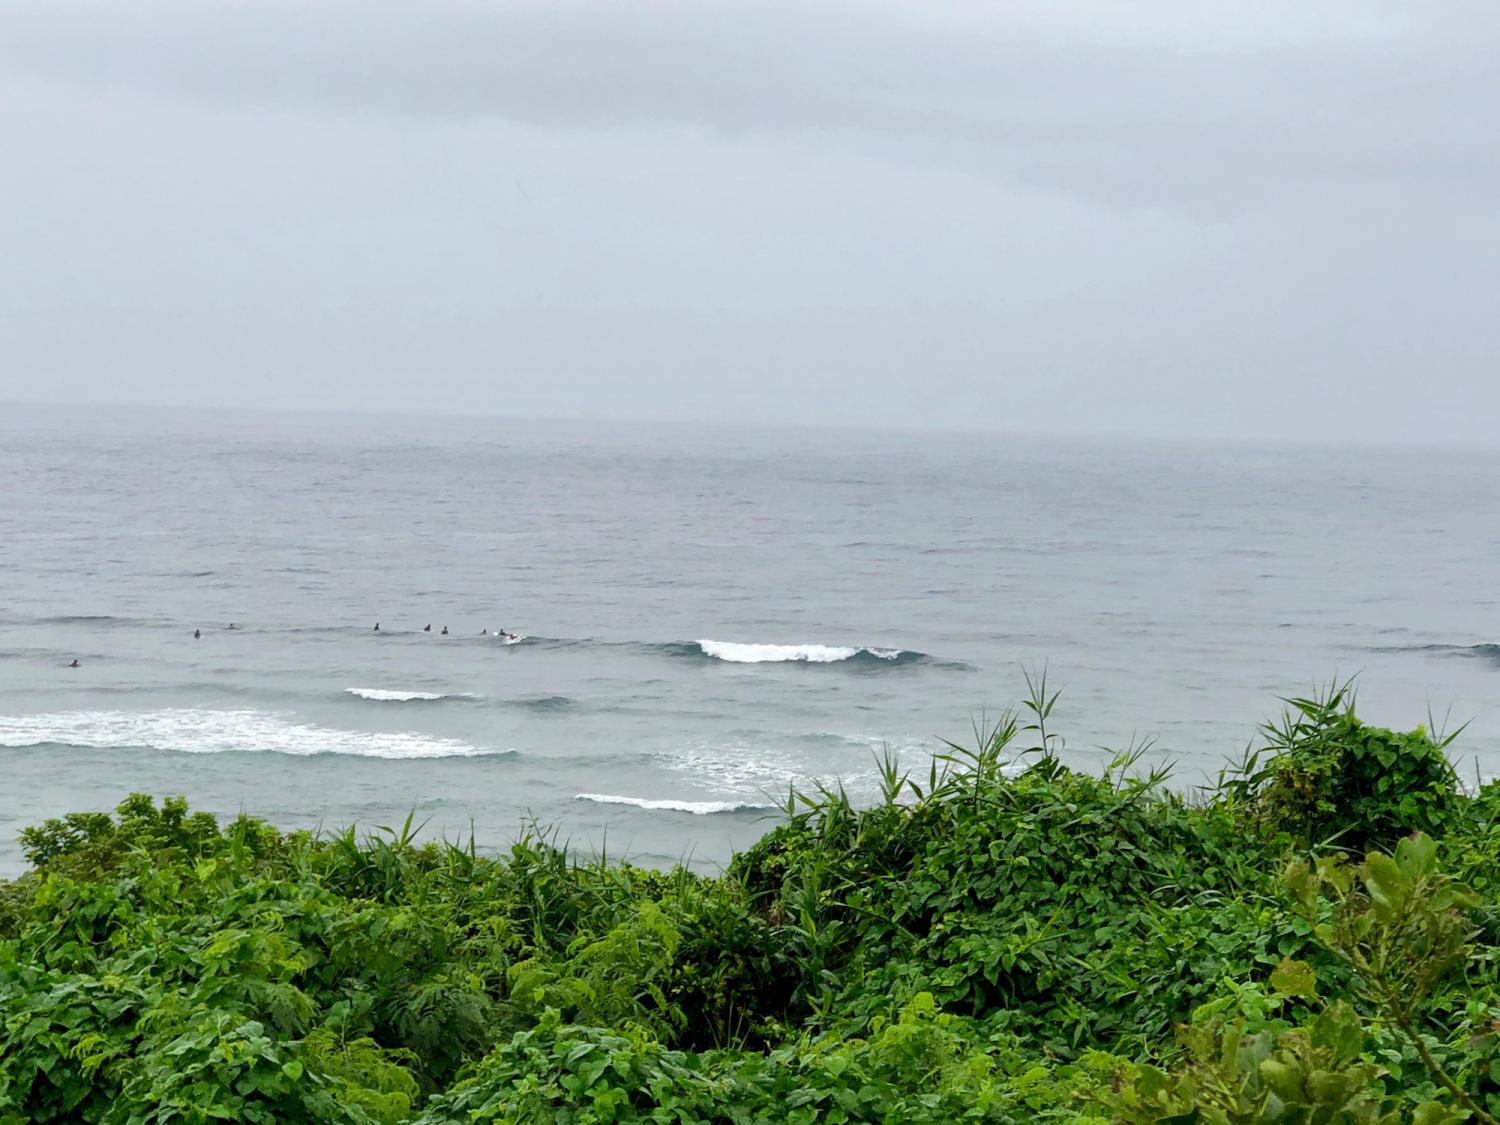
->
[4, 685, 1499, 1122]
[1246, 683, 1460, 852]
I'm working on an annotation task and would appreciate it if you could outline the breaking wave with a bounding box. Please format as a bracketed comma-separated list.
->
[0, 708, 502, 759]
[683, 640, 922, 665]
[345, 688, 478, 703]
[574, 793, 775, 815]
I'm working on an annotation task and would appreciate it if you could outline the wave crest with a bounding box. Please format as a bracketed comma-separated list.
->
[345, 688, 476, 703]
[574, 793, 774, 815]
[691, 640, 917, 664]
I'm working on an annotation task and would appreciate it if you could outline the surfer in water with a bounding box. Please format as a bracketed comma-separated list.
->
[440, 626, 448, 635]
[194, 629, 201, 639]
[69, 659, 80, 668]
[373, 622, 381, 632]
[226, 623, 238, 630]
[423, 624, 431, 632]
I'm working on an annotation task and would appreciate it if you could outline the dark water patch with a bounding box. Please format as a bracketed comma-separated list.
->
[1431, 643, 1500, 665]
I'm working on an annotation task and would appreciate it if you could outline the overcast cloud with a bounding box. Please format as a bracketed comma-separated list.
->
[1, 1, 1496, 442]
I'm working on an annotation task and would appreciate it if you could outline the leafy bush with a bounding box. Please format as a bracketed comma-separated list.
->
[3, 685, 1498, 1122]
[1244, 682, 1461, 851]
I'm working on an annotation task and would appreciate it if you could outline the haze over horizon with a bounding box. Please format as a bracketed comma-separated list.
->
[3, 1, 1497, 445]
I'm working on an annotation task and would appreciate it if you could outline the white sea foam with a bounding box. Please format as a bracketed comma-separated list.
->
[0, 708, 496, 759]
[697, 640, 899, 663]
[345, 688, 475, 702]
[574, 793, 772, 814]
[660, 746, 812, 796]
[659, 737, 941, 804]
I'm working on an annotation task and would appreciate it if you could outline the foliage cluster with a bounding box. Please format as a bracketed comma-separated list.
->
[1240, 683, 1462, 852]
[3, 681, 1499, 1122]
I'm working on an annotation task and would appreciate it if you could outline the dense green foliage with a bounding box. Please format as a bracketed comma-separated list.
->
[4, 683, 1499, 1123]
[1242, 685, 1463, 853]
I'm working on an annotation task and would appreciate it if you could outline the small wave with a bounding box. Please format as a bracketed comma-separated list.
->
[509, 694, 574, 713]
[345, 688, 477, 703]
[689, 639, 923, 665]
[67, 681, 267, 699]
[1372, 642, 1500, 665]
[30, 614, 147, 627]
[0, 708, 501, 759]
[574, 793, 774, 815]
[472, 634, 583, 650]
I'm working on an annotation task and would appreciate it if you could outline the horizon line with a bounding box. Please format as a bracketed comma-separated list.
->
[1, 394, 1494, 455]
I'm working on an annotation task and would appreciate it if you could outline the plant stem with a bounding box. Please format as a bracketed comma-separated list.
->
[1393, 1012, 1498, 1125]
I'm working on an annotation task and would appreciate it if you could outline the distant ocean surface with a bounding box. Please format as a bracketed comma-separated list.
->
[2, 405, 1497, 875]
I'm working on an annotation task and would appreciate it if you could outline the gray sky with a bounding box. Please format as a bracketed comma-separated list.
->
[2, 1, 1497, 442]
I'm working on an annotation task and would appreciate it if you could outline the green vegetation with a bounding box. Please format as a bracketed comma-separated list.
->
[4, 679, 1500, 1123]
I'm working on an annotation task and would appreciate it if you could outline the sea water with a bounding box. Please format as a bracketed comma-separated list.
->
[2, 404, 1497, 874]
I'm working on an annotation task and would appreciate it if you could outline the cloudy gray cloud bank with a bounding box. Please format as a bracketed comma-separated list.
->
[1, 1, 1496, 441]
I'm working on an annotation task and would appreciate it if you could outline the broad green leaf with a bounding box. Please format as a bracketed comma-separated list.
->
[1394, 832, 1437, 882]
[1269, 957, 1318, 999]
[1310, 1003, 1363, 1064]
[1363, 853, 1406, 921]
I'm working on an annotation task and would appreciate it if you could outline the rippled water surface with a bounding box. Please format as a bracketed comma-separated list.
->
[2, 405, 1497, 873]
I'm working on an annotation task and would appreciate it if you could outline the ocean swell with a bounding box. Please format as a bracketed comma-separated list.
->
[1375, 642, 1500, 666]
[508, 695, 574, 713]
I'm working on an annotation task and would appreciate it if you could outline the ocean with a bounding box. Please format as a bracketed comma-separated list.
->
[2, 404, 1497, 875]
